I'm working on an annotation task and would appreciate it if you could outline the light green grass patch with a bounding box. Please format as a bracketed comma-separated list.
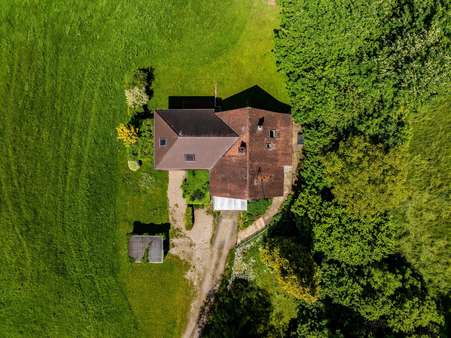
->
[400, 95, 451, 295]
[118, 159, 168, 225]
[240, 199, 273, 229]
[116, 154, 193, 338]
[148, 0, 288, 108]
[125, 256, 192, 338]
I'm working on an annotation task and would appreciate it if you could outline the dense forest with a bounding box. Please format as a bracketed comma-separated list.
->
[202, 0, 450, 337]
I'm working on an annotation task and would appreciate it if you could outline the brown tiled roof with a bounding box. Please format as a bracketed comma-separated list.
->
[154, 106, 292, 199]
[210, 108, 292, 199]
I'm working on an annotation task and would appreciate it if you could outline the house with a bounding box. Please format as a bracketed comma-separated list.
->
[154, 105, 292, 211]
[128, 235, 164, 263]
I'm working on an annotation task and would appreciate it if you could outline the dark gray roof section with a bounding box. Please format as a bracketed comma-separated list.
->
[157, 109, 238, 137]
[128, 235, 164, 263]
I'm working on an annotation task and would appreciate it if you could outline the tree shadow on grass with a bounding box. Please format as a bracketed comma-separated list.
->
[132, 221, 170, 256]
[222, 85, 291, 113]
[286, 300, 395, 338]
[200, 278, 274, 338]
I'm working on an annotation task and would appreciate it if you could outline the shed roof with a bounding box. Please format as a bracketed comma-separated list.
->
[128, 235, 164, 263]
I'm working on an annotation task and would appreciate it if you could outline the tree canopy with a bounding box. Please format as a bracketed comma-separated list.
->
[202, 0, 450, 336]
[271, 0, 451, 335]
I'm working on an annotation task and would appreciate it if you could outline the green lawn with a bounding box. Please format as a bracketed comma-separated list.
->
[116, 159, 193, 338]
[400, 95, 451, 296]
[0, 0, 286, 336]
[124, 256, 192, 338]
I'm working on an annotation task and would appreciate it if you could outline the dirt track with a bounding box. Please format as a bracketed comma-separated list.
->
[167, 171, 238, 338]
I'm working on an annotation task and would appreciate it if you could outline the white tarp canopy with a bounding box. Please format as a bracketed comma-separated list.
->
[212, 196, 247, 211]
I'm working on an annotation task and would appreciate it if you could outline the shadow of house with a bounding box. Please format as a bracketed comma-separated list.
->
[168, 96, 222, 110]
[132, 221, 170, 256]
[222, 85, 291, 113]
[167, 85, 290, 113]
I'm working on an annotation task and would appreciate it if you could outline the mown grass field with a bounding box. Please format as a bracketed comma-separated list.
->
[0, 0, 286, 337]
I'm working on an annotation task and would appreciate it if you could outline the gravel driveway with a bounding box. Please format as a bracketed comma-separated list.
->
[167, 171, 238, 338]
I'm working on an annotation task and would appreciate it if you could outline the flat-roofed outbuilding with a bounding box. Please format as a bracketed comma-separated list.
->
[128, 235, 164, 263]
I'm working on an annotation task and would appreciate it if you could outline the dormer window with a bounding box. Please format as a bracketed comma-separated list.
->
[238, 141, 246, 154]
[159, 138, 167, 147]
[184, 153, 195, 162]
[269, 129, 277, 138]
[257, 117, 264, 131]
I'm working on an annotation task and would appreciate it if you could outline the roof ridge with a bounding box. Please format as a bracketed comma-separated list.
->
[209, 136, 240, 170]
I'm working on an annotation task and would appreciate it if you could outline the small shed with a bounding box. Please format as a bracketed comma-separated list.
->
[128, 235, 164, 264]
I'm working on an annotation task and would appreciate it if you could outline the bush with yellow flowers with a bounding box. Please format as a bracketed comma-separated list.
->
[116, 123, 138, 146]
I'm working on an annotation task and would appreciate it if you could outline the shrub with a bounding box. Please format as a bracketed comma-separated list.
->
[138, 173, 154, 191]
[128, 68, 149, 88]
[240, 199, 272, 229]
[181, 170, 210, 208]
[260, 238, 319, 303]
[184, 205, 194, 231]
[125, 86, 149, 111]
[136, 118, 153, 158]
[116, 123, 138, 145]
[118, 68, 154, 164]
[125, 68, 152, 112]
[125, 118, 154, 162]
[127, 160, 141, 172]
